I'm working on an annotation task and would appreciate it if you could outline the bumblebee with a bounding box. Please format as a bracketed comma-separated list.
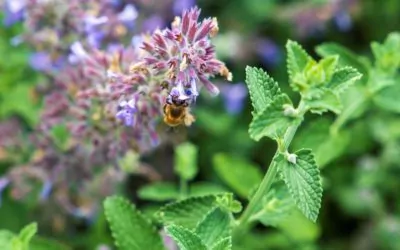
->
[163, 100, 195, 127]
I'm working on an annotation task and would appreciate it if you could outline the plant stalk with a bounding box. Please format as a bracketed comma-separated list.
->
[238, 100, 306, 229]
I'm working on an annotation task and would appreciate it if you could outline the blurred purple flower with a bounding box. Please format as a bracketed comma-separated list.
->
[221, 83, 248, 115]
[256, 39, 282, 67]
[0, 177, 10, 206]
[117, 4, 138, 23]
[173, 0, 196, 16]
[29, 52, 53, 71]
[334, 10, 352, 31]
[3, 0, 26, 26]
[142, 15, 165, 33]
[68, 41, 89, 64]
[116, 99, 137, 126]
[84, 16, 109, 33]
[3, 7, 24, 26]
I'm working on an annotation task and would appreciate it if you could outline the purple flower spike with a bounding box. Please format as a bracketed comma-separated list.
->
[221, 82, 248, 115]
[116, 99, 137, 127]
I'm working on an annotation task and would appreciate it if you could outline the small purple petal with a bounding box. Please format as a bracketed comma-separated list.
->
[221, 82, 248, 115]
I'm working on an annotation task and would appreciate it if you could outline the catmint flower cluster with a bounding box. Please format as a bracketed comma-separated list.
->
[0, 4, 229, 223]
[2, 0, 139, 71]
[142, 6, 232, 106]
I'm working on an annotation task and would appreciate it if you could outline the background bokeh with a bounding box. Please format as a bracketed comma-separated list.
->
[1, 0, 400, 249]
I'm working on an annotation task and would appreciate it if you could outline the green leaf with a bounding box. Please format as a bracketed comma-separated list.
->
[319, 56, 338, 83]
[213, 153, 262, 198]
[0, 85, 40, 126]
[254, 184, 295, 227]
[138, 182, 179, 201]
[215, 193, 242, 213]
[165, 225, 207, 250]
[326, 67, 362, 93]
[18, 222, 37, 247]
[175, 142, 198, 181]
[211, 237, 232, 250]
[249, 94, 298, 141]
[373, 82, 400, 113]
[195, 207, 231, 247]
[0, 230, 14, 250]
[316, 43, 369, 78]
[277, 209, 321, 242]
[277, 149, 322, 222]
[30, 237, 71, 250]
[371, 32, 400, 73]
[367, 69, 396, 93]
[103, 196, 163, 250]
[304, 88, 342, 114]
[157, 195, 219, 229]
[245, 66, 281, 114]
[189, 183, 228, 197]
[293, 118, 350, 167]
[286, 40, 312, 84]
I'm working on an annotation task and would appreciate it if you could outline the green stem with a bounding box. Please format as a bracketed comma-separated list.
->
[237, 101, 306, 229]
[179, 178, 188, 199]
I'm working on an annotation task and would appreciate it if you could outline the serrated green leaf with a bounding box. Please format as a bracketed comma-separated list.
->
[175, 142, 198, 181]
[319, 56, 338, 83]
[157, 195, 219, 229]
[138, 182, 179, 201]
[18, 222, 37, 247]
[326, 67, 362, 93]
[215, 193, 242, 213]
[304, 88, 342, 114]
[245, 66, 281, 114]
[104, 196, 163, 250]
[213, 153, 262, 198]
[249, 94, 298, 141]
[316, 43, 369, 78]
[195, 207, 231, 247]
[165, 225, 207, 250]
[211, 237, 232, 250]
[277, 149, 322, 222]
[286, 40, 312, 84]
[254, 184, 295, 227]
